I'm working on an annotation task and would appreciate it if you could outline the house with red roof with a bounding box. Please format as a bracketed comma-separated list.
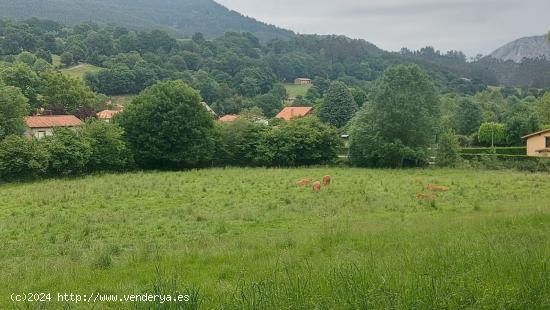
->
[276, 107, 313, 121]
[25, 115, 83, 139]
[97, 109, 121, 122]
[218, 115, 239, 123]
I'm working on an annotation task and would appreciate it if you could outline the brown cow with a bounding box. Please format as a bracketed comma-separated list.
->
[322, 175, 331, 186]
[312, 181, 321, 192]
[427, 184, 450, 192]
[296, 179, 310, 187]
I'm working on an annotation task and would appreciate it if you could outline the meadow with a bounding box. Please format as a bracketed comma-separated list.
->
[285, 83, 312, 97]
[1, 168, 550, 309]
[60, 63, 102, 80]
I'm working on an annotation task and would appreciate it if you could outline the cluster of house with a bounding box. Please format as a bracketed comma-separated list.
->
[25, 106, 123, 139]
[20, 92, 550, 158]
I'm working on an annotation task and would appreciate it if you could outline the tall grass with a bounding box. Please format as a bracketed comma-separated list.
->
[1, 168, 550, 308]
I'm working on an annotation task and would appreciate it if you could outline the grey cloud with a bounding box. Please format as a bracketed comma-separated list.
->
[217, 0, 550, 56]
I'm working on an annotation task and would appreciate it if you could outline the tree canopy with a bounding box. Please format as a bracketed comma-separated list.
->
[349, 64, 440, 167]
[117, 80, 218, 168]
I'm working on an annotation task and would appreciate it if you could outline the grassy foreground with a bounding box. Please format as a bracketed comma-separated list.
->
[2, 168, 550, 309]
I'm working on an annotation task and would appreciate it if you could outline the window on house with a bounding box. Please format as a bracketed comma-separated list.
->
[37, 131, 46, 139]
[546, 137, 550, 148]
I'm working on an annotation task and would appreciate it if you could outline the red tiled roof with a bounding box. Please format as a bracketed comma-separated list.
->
[25, 115, 83, 128]
[276, 107, 313, 121]
[219, 115, 239, 123]
[97, 110, 120, 120]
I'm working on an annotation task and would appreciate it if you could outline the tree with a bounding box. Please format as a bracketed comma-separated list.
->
[436, 130, 461, 167]
[260, 117, 341, 166]
[16, 51, 37, 66]
[60, 51, 74, 67]
[0, 84, 29, 141]
[40, 71, 95, 114]
[253, 93, 283, 118]
[218, 118, 268, 166]
[535, 92, 550, 126]
[0, 135, 48, 180]
[44, 128, 92, 175]
[350, 87, 368, 107]
[349, 64, 440, 167]
[478, 122, 506, 147]
[117, 80, 218, 168]
[505, 115, 539, 146]
[454, 97, 482, 135]
[32, 59, 52, 72]
[0, 62, 41, 110]
[319, 81, 358, 128]
[81, 120, 132, 171]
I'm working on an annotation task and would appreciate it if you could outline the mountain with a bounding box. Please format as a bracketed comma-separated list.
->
[0, 0, 294, 41]
[488, 35, 550, 63]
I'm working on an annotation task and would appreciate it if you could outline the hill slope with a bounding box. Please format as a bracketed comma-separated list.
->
[0, 0, 294, 41]
[489, 35, 550, 62]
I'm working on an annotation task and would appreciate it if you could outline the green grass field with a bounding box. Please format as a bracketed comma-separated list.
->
[285, 83, 312, 98]
[2, 168, 550, 308]
[60, 63, 102, 80]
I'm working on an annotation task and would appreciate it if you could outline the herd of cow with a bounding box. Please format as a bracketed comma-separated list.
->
[296, 175, 331, 192]
[296, 176, 450, 201]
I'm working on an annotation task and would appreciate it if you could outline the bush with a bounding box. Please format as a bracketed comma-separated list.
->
[464, 154, 550, 173]
[44, 128, 92, 175]
[0, 135, 48, 181]
[260, 117, 342, 166]
[437, 130, 461, 167]
[81, 120, 132, 172]
[461, 147, 527, 156]
[218, 119, 268, 166]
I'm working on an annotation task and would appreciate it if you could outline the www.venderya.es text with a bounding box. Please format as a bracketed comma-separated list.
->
[10, 292, 190, 304]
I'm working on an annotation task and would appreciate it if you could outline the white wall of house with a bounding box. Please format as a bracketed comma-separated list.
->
[25, 127, 79, 139]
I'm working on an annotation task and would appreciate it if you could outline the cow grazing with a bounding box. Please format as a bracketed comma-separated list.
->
[296, 179, 310, 187]
[427, 184, 450, 192]
[322, 175, 331, 186]
[313, 181, 321, 192]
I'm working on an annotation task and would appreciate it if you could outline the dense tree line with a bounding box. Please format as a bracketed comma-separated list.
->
[2, 18, 537, 119]
[0, 18, 549, 179]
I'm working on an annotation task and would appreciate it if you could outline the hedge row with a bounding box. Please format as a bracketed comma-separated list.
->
[460, 147, 527, 156]
[462, 153, 550, 173]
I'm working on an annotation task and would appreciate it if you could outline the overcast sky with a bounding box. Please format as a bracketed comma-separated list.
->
[216, 0, 550, 57]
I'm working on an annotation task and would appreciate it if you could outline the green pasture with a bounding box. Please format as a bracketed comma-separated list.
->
[1, 168, 550, 308]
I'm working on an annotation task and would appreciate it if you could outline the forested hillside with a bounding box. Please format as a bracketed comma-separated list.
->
[0, 0, 294, 41]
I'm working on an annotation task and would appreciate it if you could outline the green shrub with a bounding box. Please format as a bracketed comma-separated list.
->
[44, 128, 92, 176]
[0, 135, 48, 180]
[461, 147, 527, 156]
[260, 117, 341, 166]
[437, 130, 461, 167]
[464, 154, 550, 172]
[218, 119, 268, 167]
[81, 120, 132, 172]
